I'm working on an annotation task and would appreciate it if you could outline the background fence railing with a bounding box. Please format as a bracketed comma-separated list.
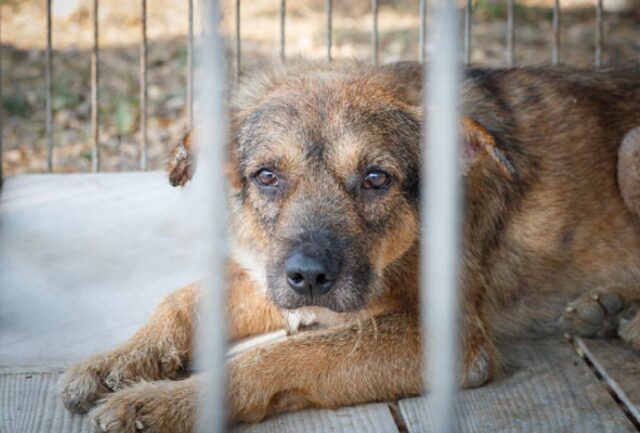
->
[0, 0, 625, 181]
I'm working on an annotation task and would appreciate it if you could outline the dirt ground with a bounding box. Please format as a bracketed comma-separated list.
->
[1, 0, 639, 175]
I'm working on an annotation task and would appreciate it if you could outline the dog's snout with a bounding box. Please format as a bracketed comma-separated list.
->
[285, 251, 337, 296]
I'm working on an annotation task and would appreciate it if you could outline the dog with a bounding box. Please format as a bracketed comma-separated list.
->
[58, 61, 640, 432]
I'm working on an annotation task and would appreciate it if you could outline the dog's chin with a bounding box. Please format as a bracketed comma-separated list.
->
[267, 283, 368, 313]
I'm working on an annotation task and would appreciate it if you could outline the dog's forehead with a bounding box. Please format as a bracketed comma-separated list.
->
[240, 77, 401, 165]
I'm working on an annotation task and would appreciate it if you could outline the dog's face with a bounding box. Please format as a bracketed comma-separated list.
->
[228, 67, 422, 312]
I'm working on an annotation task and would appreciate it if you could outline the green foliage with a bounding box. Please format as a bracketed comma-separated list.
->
[53, 75, 83, 111]
[114, 97, 137, 135]
[3, 93, 32, 118]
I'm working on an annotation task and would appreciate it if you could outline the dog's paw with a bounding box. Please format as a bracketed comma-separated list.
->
[90, 380, 196, 433]
[561, 290, 627, 338]
[619, 308, 640, 353]
[59, 348, 185, 414]
[58, 355, 114, 414]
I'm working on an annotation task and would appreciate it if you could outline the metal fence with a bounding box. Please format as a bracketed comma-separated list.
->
[0, 0, 615, 180]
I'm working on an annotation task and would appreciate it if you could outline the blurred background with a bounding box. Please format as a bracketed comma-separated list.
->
[1, 0, 639, 176]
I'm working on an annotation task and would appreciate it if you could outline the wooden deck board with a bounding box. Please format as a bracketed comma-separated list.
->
[0, 371, 399, 433]
[399, 338, 637, 433]
[574, 337, 640, 424]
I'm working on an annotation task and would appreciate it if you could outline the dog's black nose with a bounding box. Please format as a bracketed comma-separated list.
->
[285, 252, 336, 296]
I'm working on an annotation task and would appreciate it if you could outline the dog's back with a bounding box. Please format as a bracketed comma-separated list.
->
[461, 67, 640, 337]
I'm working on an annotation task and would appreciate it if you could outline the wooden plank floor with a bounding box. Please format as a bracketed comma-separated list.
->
[1, 173, 639, 433]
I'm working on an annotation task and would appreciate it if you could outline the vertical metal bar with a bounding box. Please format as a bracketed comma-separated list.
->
[595, 0, 603, 69]
[280, 0, 286, 62]
[139, 0, 147, 171]
[423, 0, 459, 432]
[187, 0, 194, 129]
[507, 0, 515, 66]
[91, 0, 100, 172]
[235, 0, 241, 79]
[552, 0, 560, 65]
[464, 0, 472, 65]
[45, 0, 53, 172]
[195, 0, 227, 431]
[372, 0, 379, 65]
[419, 0, 426, 62]
[325, 0, 332, 62]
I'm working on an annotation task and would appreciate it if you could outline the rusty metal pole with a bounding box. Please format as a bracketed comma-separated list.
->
[595, 0, 603, 69]
[91, 0, 100, 172]
[235, 0, 241, 79]
[552, 0, 560, 65]
[45, 0, 53, 172]
[372, 0, 379, 65]
[326, 0, 332, 62]
[0, 6, 3, 185]
[280, 0, 286, 62]
[464, 0, 472, 65]
[187, 0, 194, 130]
[419, 0, 426, 62]
[507, 0, 515, 66]
[139, 0, 148, 171]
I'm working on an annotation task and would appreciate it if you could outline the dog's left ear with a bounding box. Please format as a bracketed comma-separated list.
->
[168, 130, 197, 187]
[461, 117, 517, 181]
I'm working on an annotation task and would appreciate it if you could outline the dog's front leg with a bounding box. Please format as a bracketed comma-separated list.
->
[58, 284, 199, 413]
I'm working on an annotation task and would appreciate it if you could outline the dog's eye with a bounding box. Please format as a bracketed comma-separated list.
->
[362, 170, 390, 190]
[254, 168, 278, 187]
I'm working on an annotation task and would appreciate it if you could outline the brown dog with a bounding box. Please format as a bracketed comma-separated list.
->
[58, 62, 640, 432]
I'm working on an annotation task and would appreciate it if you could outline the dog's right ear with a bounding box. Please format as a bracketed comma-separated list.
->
[167, 129, 197, 187]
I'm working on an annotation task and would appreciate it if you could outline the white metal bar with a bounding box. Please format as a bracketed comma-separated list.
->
[423, 0, 460, 432]
[0, 6, 3, 186]
[194, 0, 227, 432]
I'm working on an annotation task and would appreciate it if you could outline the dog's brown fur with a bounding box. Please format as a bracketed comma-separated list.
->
[59, 62, 640, 432]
